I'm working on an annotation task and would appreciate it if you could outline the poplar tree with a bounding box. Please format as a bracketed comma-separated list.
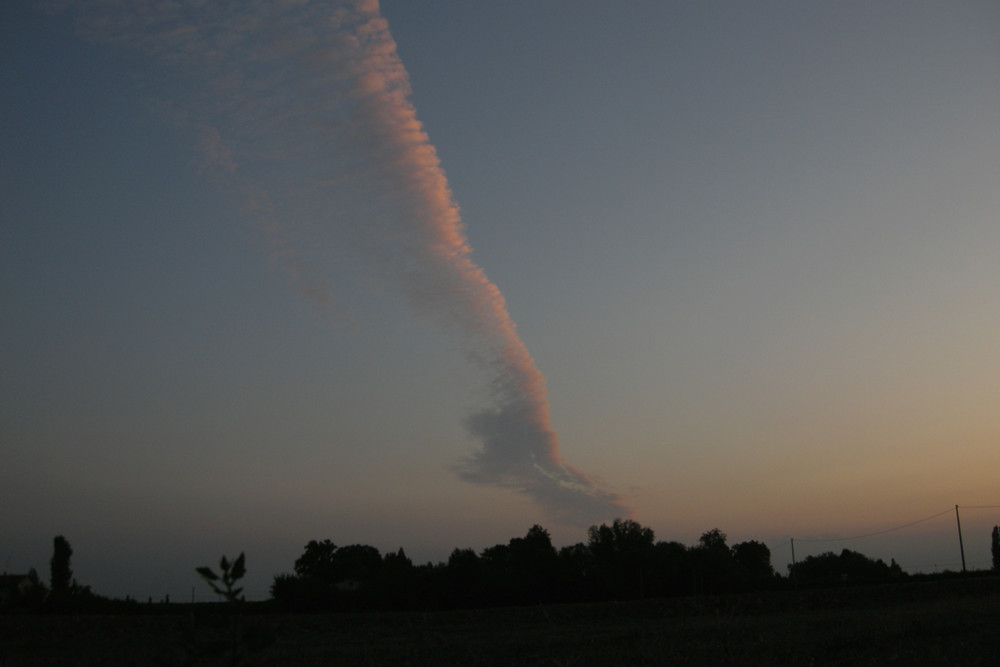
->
[50, 535, 73, 601]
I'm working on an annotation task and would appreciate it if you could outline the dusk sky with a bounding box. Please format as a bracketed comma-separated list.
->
[3, 1, 999, 601]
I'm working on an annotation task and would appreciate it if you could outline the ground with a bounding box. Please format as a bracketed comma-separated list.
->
[2, 576, 998, 665]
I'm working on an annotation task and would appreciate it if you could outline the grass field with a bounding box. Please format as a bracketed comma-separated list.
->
[2, 575, 998, 665]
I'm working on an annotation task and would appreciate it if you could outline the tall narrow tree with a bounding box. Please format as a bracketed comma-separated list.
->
[50, 535, 73, 600]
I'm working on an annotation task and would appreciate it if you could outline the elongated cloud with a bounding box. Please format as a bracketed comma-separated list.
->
[57, 0, 628, 524]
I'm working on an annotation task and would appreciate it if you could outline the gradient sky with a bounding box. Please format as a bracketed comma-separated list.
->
[3, 1, 999, 601]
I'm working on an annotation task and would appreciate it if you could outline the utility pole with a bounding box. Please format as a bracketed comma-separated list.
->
[790, 538, 796, 577]
[955, 505, 967, 573]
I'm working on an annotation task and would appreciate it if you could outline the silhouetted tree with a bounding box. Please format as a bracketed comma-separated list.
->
[270, 523, 919, 612]
[690, 529, 737, 593]
[731, 540, 775, 590]
[508, 525, 560, 603]
[698, 528, 728, 551]
[788, 549, 904, 585]
[588, 519, 655, 560]
[383, 547, 413, 572]
[333, 544, 383, 585]
[588, 518, 656, 598]
[445, 548, 483, 608]
[375, 548, 415, 609]
[647, 540, 688, 597]
[557, 542, 594, 601]
[992, 526, 1000, 572]
[478, 542, 513, 604]
[281, 540, 388, 610]
[294, 539, 338, 581]
[49, 535, 73, 604]
[458, 526, 563, 606]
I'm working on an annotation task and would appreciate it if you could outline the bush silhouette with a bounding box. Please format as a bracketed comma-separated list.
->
[789, 549, 903, 585]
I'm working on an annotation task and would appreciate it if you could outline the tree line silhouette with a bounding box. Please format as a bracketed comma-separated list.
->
[4, 520, 999, 614]
[268, 519, 918, 612]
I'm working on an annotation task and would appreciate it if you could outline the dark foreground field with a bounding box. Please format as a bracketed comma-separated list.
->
[3, 576, 998, 665]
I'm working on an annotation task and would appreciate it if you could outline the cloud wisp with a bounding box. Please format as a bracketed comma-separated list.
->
[59, 0, 629, 524]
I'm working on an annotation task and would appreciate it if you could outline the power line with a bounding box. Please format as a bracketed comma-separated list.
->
[770, 503, 999, 574]
[794, 507, 956, 543]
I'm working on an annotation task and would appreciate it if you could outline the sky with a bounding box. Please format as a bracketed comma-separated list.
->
[2, 1, 999, 601]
